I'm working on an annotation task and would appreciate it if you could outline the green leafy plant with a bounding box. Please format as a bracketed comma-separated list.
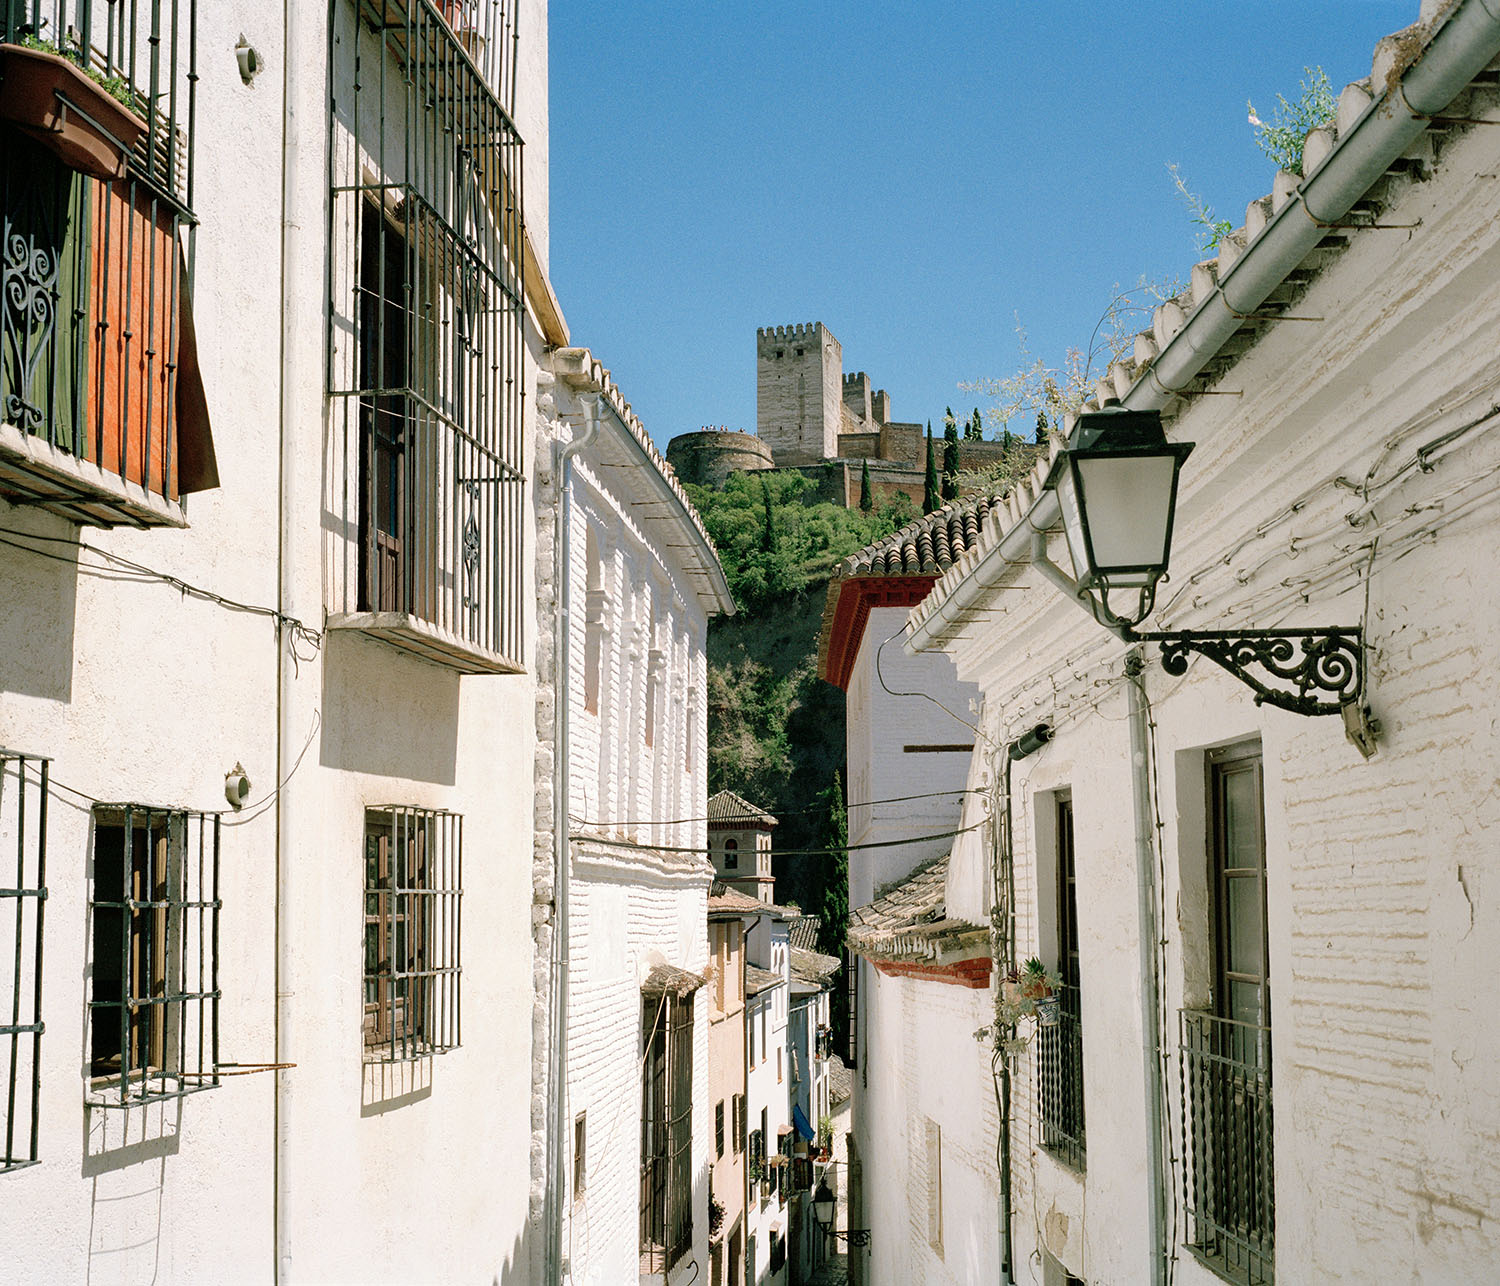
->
[817, 1113, 834, 1153]
[1248, 66, 1335, 176]
[1167, 161, 1233, 252]
[16, 33, 143, 114]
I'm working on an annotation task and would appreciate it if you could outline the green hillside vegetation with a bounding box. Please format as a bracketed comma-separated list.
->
[686, 470, 913, 943]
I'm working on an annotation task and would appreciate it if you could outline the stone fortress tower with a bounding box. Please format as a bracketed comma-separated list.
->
[666, 321, 1016, 507]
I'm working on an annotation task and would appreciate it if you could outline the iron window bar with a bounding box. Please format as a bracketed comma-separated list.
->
[87, 805, 220, 1108]
[1179, 1008, 1275, 1286]
[639, 992, 694, 1272]
[1, 3, 204, 521]
[1, 750, 47, 1172]
[363, 807, 462, 1062]
[1038, 982, 1085, 1171]
[328, 0, 526, 671]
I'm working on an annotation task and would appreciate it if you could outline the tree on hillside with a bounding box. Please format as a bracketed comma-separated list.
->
[760, 476, 776, 552]
[966, 407, 984, 442]
[923, 423, 939, 514]
[859, 459, 873, 511]
[941, 415, 960, 502]
[815, 771, 848, 954]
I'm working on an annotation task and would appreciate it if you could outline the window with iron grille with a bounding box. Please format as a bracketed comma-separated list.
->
[88, 806, 219, 1106]
[363, 808, 461, 1060]
[1181, 746, 1273, 1286]
[573, 1110, 586, 1201]
[640, 991, 693, 1271]
[715, 1097, 725, 1158]
[1039, 794, 1085, 1170]
[732, 1091, 745, 1154]
[0, 1, 216, 528]
[1, 750, 47, 1171]
[328, 0, 526, 674]
[844, 947, 858, 1068]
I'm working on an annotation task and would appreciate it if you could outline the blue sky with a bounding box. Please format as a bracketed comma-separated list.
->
[547, 2, 1415, 450]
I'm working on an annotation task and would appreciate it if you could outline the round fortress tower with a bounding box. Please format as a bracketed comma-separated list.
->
[665, 427, 775, 488]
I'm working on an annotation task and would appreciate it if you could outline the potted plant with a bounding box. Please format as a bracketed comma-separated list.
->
[816, 1113, 833, 1160]
[0, 36, 146, 180]
[1020, 957, 1064, 1026]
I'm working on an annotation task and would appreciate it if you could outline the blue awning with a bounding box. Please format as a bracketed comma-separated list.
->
[792, 1104, 816, 1143]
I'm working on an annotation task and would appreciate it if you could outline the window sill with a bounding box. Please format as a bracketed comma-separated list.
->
[327, 610, 524, 675]
[0, 421, 187, 528]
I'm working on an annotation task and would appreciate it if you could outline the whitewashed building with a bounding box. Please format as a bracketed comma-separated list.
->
[744, 898, 793, 1283]
[905, 5, 1500, 1284]
[816, 500, 1003, 1285]
[787, 944, 840, 1283]
[532, 348, 733, 1286]
[0, 0, 553, 1281]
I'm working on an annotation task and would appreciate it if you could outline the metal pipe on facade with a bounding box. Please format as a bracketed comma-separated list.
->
[1125, 654, 1167, 1286]
[543, 390, 602, 1285]
[274, 1, 303, 1276]
[906, 0, 1500, 657]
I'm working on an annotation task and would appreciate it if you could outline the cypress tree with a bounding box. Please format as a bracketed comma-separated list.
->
[967, 407, 984, 442]
[941, 415, 960, 501]
[859, 458, 873, 511]
[760, 475, 776, 552]
[923, 423, 939, 514]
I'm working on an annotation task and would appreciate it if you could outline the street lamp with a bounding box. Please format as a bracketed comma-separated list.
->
[1040, 403, 1364, 719]
[812, 1177, 871, 1248]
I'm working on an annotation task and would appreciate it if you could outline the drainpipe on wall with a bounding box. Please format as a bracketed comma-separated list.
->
[543, 390, 602, 1285]
[1125, 652, 1167, 1286]
[275, 1, 303, 1277]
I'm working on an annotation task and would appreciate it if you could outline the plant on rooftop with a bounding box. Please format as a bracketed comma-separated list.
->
[1167, 161, 1234, 252]
[1248, 65, 1336, 177]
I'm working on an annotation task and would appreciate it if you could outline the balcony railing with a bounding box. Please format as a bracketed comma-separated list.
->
[0, 1, 214, 527]
[1038, 983, 1085, 1170]
[1180, 1009, 1274, 1286]
[328, 0, 525, 673]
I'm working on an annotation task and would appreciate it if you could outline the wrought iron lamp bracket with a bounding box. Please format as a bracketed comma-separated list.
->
[1122, 626, 1364, 716]
[831, 1228, 873, 1248]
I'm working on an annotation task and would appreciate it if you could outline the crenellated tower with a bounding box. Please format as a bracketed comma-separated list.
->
[756, 322, 843, 464]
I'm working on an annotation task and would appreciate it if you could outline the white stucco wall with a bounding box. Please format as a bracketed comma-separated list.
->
[937, 92, 1500, 1286]
[0, 2, 543, 1281]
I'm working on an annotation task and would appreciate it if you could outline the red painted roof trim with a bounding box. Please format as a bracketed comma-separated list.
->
[821, 575, 938, 691]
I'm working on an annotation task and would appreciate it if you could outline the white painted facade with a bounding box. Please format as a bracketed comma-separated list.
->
[0, 2, 549, 1283]
[533, 353, 732, 1286]
[744, 909, 791, 1284]
[908, 14, 1500, 1283]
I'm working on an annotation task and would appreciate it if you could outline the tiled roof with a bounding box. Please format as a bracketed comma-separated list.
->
[790, 946, 841, 987]
[707, 789, 778, 828]
[826, 1054, 853, 1106]
[847, 854, 988, 964]
[745, 964, 783, 997]
[786, 915, 823, 951]
[833, 492, 1002, 580]
[908, 5, 1500, 650]
[708, 885, 767, 916]
[641, 963, 706, 998]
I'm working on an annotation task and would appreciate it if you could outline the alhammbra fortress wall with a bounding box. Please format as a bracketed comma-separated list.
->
[666, 321, 1014, 506]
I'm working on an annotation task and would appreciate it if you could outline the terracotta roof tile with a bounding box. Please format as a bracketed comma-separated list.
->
[707, 789, 778, 828]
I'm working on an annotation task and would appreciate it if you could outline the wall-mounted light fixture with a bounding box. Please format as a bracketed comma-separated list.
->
[1036, 403, 1364, 719]
[812, 1178, 872, 1247]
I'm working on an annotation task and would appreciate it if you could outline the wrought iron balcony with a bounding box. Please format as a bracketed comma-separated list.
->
[327, 0, 525, 673]
[0, 1, 215, 527]
[1038, 983, 1085, 1170]
[1180, 1009, 1275, 1285]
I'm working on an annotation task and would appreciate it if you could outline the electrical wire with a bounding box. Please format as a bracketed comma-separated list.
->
[874, 626, 992, 748]
[568, 816, 988, 860]
[567, 787, 983, 832]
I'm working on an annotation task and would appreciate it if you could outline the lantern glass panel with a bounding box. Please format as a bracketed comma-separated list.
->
[1054, 464, 1092, 586]
[1073, 453, 1179, 586]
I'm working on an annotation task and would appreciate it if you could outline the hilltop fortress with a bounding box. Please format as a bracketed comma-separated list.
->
[666, 322, 1013, 507]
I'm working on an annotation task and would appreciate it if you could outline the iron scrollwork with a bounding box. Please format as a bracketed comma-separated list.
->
[1126, 627, 1363, 716]
[3, 229, 59, 431]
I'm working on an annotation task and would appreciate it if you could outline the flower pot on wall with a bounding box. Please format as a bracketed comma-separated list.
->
[1035, 994, 1061, 1027]
[0, 44, 146, 181]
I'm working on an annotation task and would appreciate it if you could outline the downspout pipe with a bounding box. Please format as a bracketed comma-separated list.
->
[906, 0, 1500, 656]
[275, 1, 304, 1277]
[543, 390, 602, 1285]
[1125, 655, 1167, 1286]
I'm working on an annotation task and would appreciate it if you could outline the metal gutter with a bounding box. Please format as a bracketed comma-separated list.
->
[542, 391, 602, 1285]
[907, 0, 1500, 656]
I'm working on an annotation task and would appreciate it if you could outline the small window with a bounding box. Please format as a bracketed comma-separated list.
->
[777, 1047, 782, 1083]
[733, 1092, 745, 1154]
[574, 1111, 587, 1200]
[1, 751, 47, 1170]
[89, 806, 220, 1106]
[715, 1099, 725, 1158]
[363, 808, 462, 1060]
[723, 837, 738, 870]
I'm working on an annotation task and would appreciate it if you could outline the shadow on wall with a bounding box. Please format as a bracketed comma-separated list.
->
[360, 1052, 433, 1115]
[0, 501, 79, 702]
[496, 1210, 538, 1286]
[318, 630, 459, 783]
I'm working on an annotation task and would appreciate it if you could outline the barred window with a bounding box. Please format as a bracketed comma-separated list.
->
[363, 808, 462, 1061]
[732, 1091, 745, 1155]
[640, 992, 694, 1271]
[88, 806, 220, 1106]
[1, 751, 47, 1172]
[328, 0, 526, 674]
